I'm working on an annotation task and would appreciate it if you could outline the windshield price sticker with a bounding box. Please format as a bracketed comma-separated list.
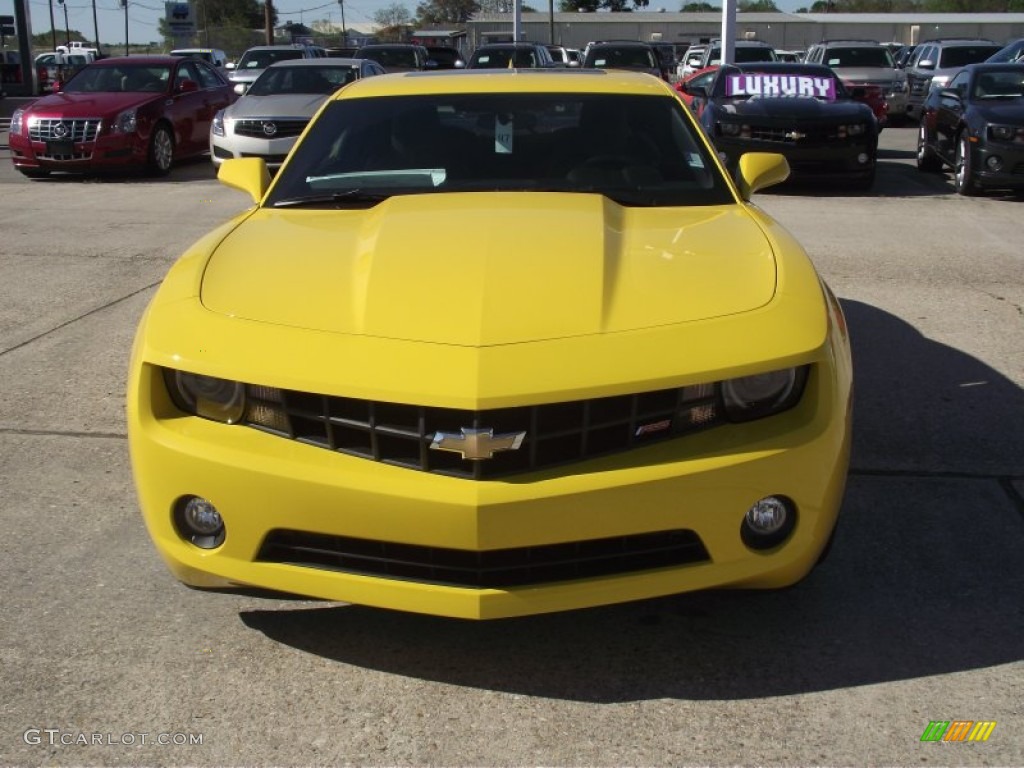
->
[726, 74, 836, 100]
[495, 114, 514, 154]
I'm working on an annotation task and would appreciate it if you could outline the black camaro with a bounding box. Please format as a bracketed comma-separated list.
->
[691, 62, 878, 189]
[916, 62, 1024, 196]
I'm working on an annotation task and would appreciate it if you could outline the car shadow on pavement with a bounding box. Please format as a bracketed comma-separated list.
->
[238, 299, 1024, 702]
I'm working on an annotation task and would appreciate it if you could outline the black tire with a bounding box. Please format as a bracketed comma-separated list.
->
[147, 124, 174, 177]
[18, 168, 51, 179]
[916, 120, 942, 172]
[954, 132, 980, 196]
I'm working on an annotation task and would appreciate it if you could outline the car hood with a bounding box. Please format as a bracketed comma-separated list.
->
[832, 66, 899, 85]
[23, 91, 159, 116]
[200, 193, 777, 347]
[226, 93, 328, 119]
[974, 99, 1024, 122]
[721, 97, 868, 120]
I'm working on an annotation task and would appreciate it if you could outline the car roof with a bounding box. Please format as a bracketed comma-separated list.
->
[723, 61, 834, 75]
[265, 58, 362, 68]
[325, 69, 672, 100]
[91, 55, 182, 65]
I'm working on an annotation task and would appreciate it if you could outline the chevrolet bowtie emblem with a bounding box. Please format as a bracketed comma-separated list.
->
[430, 428, 526, 461]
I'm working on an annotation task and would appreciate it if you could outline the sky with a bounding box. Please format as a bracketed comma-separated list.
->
[1, 0, 805, 50]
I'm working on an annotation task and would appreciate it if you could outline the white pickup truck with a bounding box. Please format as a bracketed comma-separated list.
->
[34, 44, 96, 94]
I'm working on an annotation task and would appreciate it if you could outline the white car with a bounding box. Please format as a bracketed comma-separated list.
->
[211, 58, 385, 169]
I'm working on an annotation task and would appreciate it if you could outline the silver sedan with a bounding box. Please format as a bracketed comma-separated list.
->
[211, 58, 385, 169]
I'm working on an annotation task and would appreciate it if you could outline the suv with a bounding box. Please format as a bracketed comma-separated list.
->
[226, 45, 321, 90]
[354, 44, 431, 72]
[467, 42, 556, 69]
[804, 39, 907, 124]
[698, 39, 777, 69]
[583, 40, 663, 79]
[904, 38, 1001, 119]
[546, 45, 581, 67]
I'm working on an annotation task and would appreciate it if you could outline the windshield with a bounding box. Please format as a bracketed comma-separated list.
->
[471, 48, 540, 68]
[248, 64, 358, 96]
[825, 47, 894, 68]
[62, 64, 171, 93]
[586, 47, 658, 70]
[972, 69, 1024, 99]
[359, 48, 418, 68]
[938, 45, 1001, 69]
[266, 92, 732, 208]
[237, 49, 305, 70]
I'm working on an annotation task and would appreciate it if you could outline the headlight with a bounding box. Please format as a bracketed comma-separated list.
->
[114, 107, 137, 133]
[11, 108, 24, 134]
[719, 122, 750, 138]
[721, 367, 808, 422]
[211, 109, 226, 137]
[164, 370, 246, 424]
[838, 123, 868, 137]
[989, 124, 1023, 142]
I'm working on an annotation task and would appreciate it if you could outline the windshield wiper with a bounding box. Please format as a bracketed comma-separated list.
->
[272, 189, 393, 208]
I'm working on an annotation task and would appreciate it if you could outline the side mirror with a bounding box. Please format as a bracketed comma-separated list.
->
[454, 60, 465, 69]
[735, 152, 790, 200]
[939, 88, 961, 101]
[682, 82, 708, 98]
[225, 61, 236, 70]
[424, 59, 438, 69]
[233, 83, 247, 95]
[177, 79, 199, 93]
[218, 158, 270, 204]
[918, 59, 935, 70]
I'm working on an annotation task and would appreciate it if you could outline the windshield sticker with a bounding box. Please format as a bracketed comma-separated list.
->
[726, 74, 836, 100]
[495, 114, 514, 154]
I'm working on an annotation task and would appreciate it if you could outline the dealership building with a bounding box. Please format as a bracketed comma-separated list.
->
[465, 12, 1024, 53]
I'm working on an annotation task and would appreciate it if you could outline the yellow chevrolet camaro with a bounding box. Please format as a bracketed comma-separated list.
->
[127, 69, 852, 619]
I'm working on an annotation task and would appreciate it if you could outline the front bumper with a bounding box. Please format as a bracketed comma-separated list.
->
[9, 130, 147, 172]
[128, 347, 852, 619]
[210, 132, 297, 168]
[715, 135, 875, 182]
[970, 139, 1024, 190]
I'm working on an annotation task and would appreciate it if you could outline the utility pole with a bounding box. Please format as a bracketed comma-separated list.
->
[338, 0, 346, 45]
[48, 0, 57, 51]
[265, 0, 274, 45]
[121, 0, 128, 55]
[91, 0, 101, 54]
[58, 0, 69, 46]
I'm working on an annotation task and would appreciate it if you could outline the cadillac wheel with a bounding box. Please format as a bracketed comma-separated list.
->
[148, 125, 174, 176]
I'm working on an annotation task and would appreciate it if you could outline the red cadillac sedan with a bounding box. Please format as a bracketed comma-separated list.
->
[9, 55, 236, 178]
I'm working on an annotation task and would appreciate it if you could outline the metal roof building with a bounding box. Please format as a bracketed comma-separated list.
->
[466, 12, 1024, 53]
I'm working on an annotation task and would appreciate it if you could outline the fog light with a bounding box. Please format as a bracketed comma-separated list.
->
[857, 152, 869, 164]
[986, 155, 1003, 171]
[741, 495, 796, 550]
[175, 496, 225, 549]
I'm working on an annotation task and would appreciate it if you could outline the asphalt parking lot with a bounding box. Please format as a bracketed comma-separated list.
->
[0, 124, 1022, 766]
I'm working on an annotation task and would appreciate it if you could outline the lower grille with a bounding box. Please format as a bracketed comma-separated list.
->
[257, 528, 710, 588]
[28, 117, 101, 142]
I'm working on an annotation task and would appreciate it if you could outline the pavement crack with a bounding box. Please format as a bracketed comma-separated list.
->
[0, 427, 127, 440]
[0, 281, 160, 358]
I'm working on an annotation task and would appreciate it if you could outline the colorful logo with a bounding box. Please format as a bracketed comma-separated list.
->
[920, 721, 997, 742]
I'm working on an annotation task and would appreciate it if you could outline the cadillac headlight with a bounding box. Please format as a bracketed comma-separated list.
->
[211, 109, 226, 137]
[11, 108, 24, 134]
[114, 107, 138, 134]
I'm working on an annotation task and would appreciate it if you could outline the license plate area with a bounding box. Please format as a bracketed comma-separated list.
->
[46, 140, 75, 155]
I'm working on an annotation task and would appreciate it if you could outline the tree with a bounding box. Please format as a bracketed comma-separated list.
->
[373, 2, 414, 28]
[415, 0, 481, 24]
[738, 0, 778, 10]
[680, 2, 719, 9]
[559, 0, 649, 10]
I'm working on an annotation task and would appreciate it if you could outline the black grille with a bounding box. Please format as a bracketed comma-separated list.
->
[234, 118, 308, 138]
[241, 383, 721, 479]
[257, 529, 710, 588]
